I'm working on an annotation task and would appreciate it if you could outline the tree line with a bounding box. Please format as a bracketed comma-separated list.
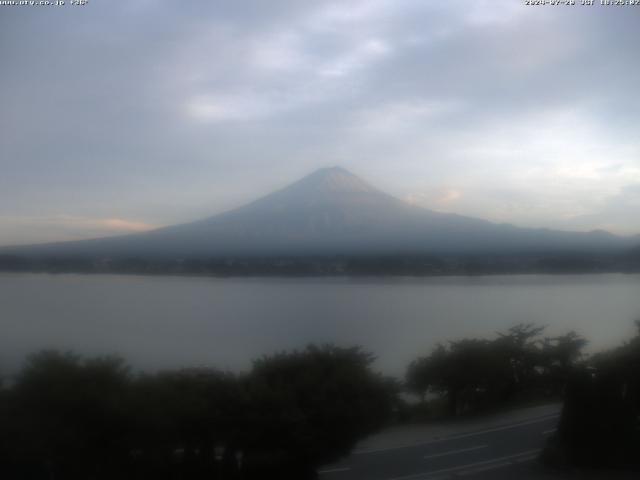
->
[1, 322, 639, 478]
[0, 346, 396, 480]
[405, 324, 587, 418]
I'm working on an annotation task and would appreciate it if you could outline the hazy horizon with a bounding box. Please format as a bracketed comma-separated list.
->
[2, 1, 639, 246]
[1, 165, 639, 251]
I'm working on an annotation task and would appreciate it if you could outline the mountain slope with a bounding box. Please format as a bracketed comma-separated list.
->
[1, 167, 637, 259]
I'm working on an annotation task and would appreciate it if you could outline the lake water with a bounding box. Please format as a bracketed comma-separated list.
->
[1, 273, 639, 378]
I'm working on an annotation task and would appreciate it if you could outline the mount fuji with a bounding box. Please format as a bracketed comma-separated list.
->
[1, 167, 637, 271]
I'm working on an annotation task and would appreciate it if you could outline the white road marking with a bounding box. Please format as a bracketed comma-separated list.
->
[385, 449, 541, 480]
[542, 428, 557, 435]
[459, 461, 512, 476]
[434, 415, 558, 443]
[355, 413, 559, 455]
[318, 467, 351, 474]
[513, 453, 540, 463]
[459, 452, 539, 476]
[423, 444, 488, 460]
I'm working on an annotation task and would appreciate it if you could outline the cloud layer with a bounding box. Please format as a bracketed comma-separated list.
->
[1, 0, 639, 245]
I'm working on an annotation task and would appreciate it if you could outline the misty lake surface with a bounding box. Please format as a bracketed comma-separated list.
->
[1, 273, 640, 377]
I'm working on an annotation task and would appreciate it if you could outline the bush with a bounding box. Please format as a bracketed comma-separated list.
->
[0, 345, 395, 479]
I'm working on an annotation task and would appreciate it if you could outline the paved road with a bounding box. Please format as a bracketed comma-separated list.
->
[318, 407, 561, 480]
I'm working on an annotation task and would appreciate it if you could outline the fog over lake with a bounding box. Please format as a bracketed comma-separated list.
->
[1, 273, 639, 377]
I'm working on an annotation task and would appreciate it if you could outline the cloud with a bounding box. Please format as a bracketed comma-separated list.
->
[351, 100, 462, 135]
[186, 93, 275, 122]
[317, 37, 391, 78]
[92, 218, 157, 233]
[405, 188, 462, 209]
[0, 216, 157, 246]
[560, 184, 640, 235]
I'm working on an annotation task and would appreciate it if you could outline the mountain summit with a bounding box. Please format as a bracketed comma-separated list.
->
[219, 166, 407, 222]
[286, 166, 378, 194]
[1, 167, 637, 261]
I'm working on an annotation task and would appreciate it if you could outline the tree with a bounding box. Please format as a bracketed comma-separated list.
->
[2, 346, 395, 479]
[127, 368, 243, 479]
[243, 345, 396, 479]
[539, 331, 588, 396]
[406, 324, 586, 417]
[406, 339, 510, 416]
[494, 323, 546, 395]
[545, 321, 640, 469]
[6, 351, 131, 479]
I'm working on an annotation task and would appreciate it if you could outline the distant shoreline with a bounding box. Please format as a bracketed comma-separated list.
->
[1, 253, 639, 279]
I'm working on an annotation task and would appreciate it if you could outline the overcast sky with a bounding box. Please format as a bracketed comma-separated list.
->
[1, 0, 639, 245]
